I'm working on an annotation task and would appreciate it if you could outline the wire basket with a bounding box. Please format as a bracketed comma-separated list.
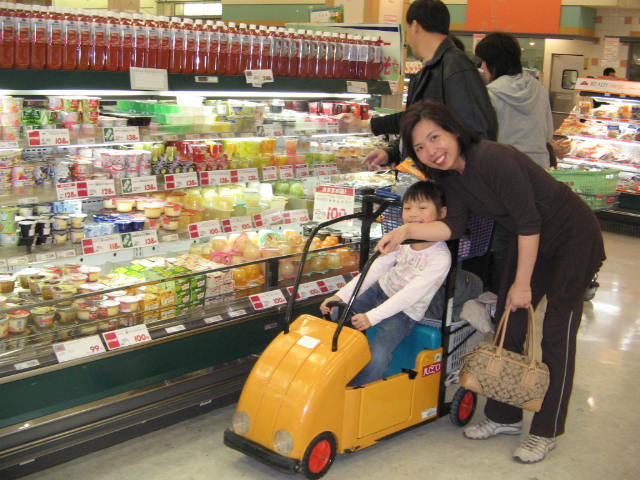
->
[446, 324, 485, 373]
[548, 168, 620, 210]
[375, 186, 494, 261]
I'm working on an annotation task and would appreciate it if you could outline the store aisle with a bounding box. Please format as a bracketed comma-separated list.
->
[23, 231, 639, 480]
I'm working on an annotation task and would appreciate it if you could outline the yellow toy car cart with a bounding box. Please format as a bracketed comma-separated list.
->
[224, 198, 489, 479]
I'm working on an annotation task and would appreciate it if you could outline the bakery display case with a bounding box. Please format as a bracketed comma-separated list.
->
[0, 69, 393, 478]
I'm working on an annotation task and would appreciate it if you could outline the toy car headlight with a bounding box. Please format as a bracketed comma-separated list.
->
[274, 430, 294, 455]
[232, 411, 250, 435]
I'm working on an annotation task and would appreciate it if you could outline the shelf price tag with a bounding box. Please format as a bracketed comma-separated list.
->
[188, 220, 222, 239]
[346, 81, 369, 93]
[278, 165, 294, 179]
[221, 216, 253, 233]
[102, 126, 140, 143]
[313, 185, 355, 222]
[35, 252, 58, 263]
[236, 168, 260, 183]
[228, 309, 247, 318]
[7, 256, 29, 267]
[81, 234, 123, 255]
[87, 179, 116, 197]
[121, 230, 159, 249]
[313, 163, 339, 176]
[252, 210, 282, 227]
[295, 164, 310, 178]
[56, 182, 81, 200]
[201, 170, 232, 186]
[262, 166, 278, 181]
[0, 141, 20, 148]
[315, 280, 331, 294]
[283, 209, 310, 224]
[249, 289, 287, 311]
[27, 128, 70, 147]
[323, 275, 347, 291]
[102, 324, 152, 350]
[57, 249, 78, 259]
[287, 281, 324, 300]
[204, 315, 223, 325]
[53, 335, 106, 363]
[121, 176, 158, 194]
[245, 69, 274, 87]
[164, 172, 198, 189]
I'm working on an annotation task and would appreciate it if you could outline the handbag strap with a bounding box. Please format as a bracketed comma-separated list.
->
[493, 305, 540, 368]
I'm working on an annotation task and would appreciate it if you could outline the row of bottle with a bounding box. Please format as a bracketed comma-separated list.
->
[0, 3, 384, 80]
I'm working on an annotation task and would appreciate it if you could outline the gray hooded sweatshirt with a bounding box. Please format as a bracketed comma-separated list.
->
[488, 72, 554, 168]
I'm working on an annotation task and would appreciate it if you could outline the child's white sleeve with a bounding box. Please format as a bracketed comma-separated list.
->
[365, 248, 451, 326]
[333, 250, 399, 303]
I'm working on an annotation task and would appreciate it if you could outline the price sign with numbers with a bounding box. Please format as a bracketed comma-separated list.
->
[346, 81, 369, 93]
[313, 185, 355, 222]
[294, 164, 310, 178]
[252, 210, 282, 227]
[221, 216, 253, 233]
[262, 166, 278, 181]
[287, 281, 324, 300]
[121, 176, 158, 194]
[102, 324, 152, 351]
[57, 249, 78, 259]
[313, 163, 339, 176]
[102, 126, 140, 143]
[53, 335, 106, 363]
[56, 182, 80, 200]
[323, 275, 348, 291]
[249, 289, 287, 311]
[8, 256, 29, 267]
[0, 140, 19, 148]
[315, 280, 331, 294]
[283, 209, 310, 224]
[188, 220, 222, 239]
[245, 69, 274, 86]
[87, 179, 116, 197]
[236, 168, 260, 183]
[164, 172, 198, 189]
[81, 234, 123, 255]
[35, 252, 58, 263]
[278, 165, 294, 179]
[199, 170, 232, 186]
[27, 128, 70, 147]
[121, 230, 159, 249]
[204, 315, 224, 325]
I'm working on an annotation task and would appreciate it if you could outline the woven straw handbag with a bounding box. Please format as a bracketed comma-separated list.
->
[459, 306, 550, 412]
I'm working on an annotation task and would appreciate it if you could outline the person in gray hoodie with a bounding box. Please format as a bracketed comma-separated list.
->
[475, 32, 554, 169]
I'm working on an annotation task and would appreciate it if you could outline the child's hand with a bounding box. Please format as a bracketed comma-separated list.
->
[320, 295, 341, 315]
[351, 313, 371, 331]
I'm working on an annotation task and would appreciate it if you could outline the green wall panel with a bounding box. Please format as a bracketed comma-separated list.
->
[222, 4, 324, 22]
[560, 6, 596, 29]
[448, 5, 467, 26]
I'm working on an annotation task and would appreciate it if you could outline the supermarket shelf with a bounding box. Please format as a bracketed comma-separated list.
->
[560, 156, 640, 173]
[0, 69, 391, 96]
[565, 134, 640, 147]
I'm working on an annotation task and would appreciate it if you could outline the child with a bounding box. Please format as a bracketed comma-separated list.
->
[320, 181, 451, 386]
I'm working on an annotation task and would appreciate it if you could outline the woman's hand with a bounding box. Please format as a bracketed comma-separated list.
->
[363, 149, 389, 170]
[319, 295, 341, 315]
[506, 283, 532, 311]
[338, 113, 369, 133]
[351, 313, 371, 331]
[376, 224, 408, 255]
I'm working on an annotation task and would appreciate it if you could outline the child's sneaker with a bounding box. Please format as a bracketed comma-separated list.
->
[463, 418, 522, 439]
[513, 434, 557, 463]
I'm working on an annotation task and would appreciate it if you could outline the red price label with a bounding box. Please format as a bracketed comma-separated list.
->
[102, 325, 152, 350]
[249, 290, 287, 310]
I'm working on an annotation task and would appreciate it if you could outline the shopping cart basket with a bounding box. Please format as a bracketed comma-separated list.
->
[548, 167, 620, 210]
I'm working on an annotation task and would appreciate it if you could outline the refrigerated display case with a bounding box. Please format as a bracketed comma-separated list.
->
[0, 69, 392, 478]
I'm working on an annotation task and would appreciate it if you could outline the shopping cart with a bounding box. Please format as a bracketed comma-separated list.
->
[548, 167, 620, 210]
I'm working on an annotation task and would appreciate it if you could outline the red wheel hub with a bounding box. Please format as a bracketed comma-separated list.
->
[459, 392, 475, 420]
[308, 439, 332, 473]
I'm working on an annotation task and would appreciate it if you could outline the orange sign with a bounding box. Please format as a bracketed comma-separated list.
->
[465, 0, 561, 35]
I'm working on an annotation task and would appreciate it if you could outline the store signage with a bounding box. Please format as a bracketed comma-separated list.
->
[188, 220, 223, 239]
[321, 275, 347, 292]
[261, 166, 278, 181]
[199, 170, 232, 186]
[27, 128, 70, 147]
[313, 185, 355, 222]
[164, 172, 198, 189]
[56, 179, 116, 200]
[0, 141, 19, 148]
[313, 163, 339, 176]
[230, 168, 260, 183]
[204, 315, 224, 324]
[53, 335, 105, 363]
[123, 230, 158, 248]
[7, 256, 29, 267]
[282, 209, 310, 224]
[81, 234, 123, 255]
[287, 281, 325, 300]
[35, 252, 58, 263]
[574, 77, 640, 97]
[249, 289, 287, 311]
[221, 216, 253, 233]
[129, 67, 169, 91]
[278, 165, 294, 179]
[346, 81, 368, 94]
[86, 179, 116, 197]
[102, 126, 140, 143]
[14, 359, 40, 371]
[252, 210, 282, 227]
[245, 69, 274, 87]
[121, 175, 158, 194]
[228, 309, 247, 318]
[294, 164, 310, 177]
[166, 325, 186, 334]
[102, 325, 152, 350]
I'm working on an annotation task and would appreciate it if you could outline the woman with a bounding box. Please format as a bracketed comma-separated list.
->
[377, 100, 605, 464]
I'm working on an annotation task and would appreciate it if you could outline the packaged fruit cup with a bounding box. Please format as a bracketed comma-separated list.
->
[118, 296, 140, 313]
[79, 266, 101, 282]
[76, 302, 99, 321]
[31, 306, 56, 329]
[0, 274, 15, 293]
[143, 201, 165, 219]
[56, 305, 77, 324]
[40, 279, 61, 300]
[103, 197, 117, 209]
[115, 198, 136, 213]
[7, 310, 30, 334]
[164, 202, 182, 217]
[0, 315, 8, 338]
[161, 216, 180, 230]
[98, 300, 120, 318]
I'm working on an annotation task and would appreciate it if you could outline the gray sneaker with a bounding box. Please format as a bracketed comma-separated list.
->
[513, 434, 557, 463]
[463, 418, 522, 440]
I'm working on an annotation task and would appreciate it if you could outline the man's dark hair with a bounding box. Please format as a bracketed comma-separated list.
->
[403, 181, 446, 212]
[603, 67, 616, 76]
[474, 32, 522, 79]
[401, 99, 480, 179]
[406, 0, 450, 35]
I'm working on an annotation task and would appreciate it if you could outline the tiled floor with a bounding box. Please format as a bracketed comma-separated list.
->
[24, 231, 640, 480]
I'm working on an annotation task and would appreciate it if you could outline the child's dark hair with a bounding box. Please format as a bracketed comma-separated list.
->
[402, 181, 446, 212]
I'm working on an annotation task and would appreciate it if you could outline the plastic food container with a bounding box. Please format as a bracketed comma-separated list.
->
[105, 290, 128, 300]
[16, 267, 41, 289]
[28, 274, 49, 295]
[77, 323, 98, 335]
[118, 296, 140, 313]
[53, 285, 77, 306]
[143, 201, 165, 219]
[70, 228, 85, 243]
[115, 198, 135, 213]
[164, 202, 182, 217]
[67, 273, 88, 286]
[0, 315, 8, 338]
[76, 302, 98, 321]
[53, 230, 68, 244]
[52, 215, 70, 230]
[0, 274, 15, 293]
[69, 213, 87, 229]
[31, 306, 56, 329]
[40, 279, 61, 300]
[56, 305, 77, 323]
[79, 266, 101, 282]
[161, 216, 180, 230]
[78, 283, 106, 299]
[98, 300, 120, 318]
[103, 197, 116, 209]
[7, 310, 29, 333]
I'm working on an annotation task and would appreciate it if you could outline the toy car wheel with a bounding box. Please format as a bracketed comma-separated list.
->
[450, 387, 476, 426]
[301, 432, 336, 479]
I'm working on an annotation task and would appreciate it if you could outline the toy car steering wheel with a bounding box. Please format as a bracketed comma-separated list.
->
[322, 299, 357, 329]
